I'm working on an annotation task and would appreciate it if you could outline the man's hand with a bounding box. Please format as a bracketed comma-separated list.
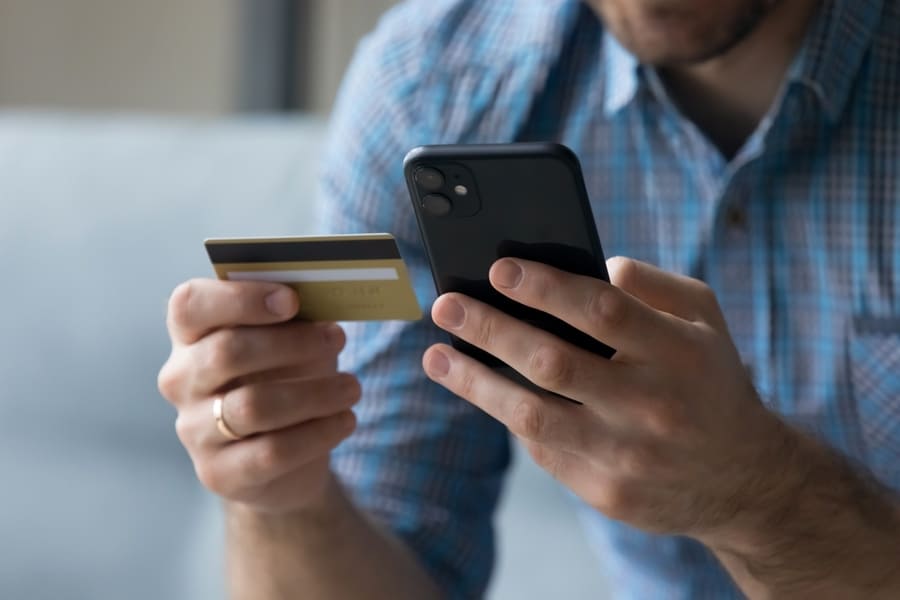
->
[423, 256, 787, 538]
[424, 256, 900, 597]
[158, 280, 443, 599]
[158, 279, 360, 515]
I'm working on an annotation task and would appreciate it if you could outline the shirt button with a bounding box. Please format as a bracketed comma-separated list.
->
[726, 205, 748, 230]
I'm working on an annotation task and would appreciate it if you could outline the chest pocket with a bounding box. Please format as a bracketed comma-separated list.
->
[850, 318, 900, 489]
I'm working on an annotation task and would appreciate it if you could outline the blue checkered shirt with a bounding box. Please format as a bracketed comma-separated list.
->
[316, 0, 900, 597]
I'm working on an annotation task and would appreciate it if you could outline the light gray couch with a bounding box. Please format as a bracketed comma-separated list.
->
[0, 112, 608, 599]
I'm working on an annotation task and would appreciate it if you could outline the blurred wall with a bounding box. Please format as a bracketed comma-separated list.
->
[0, 0, 241, 114]
[299, 0, 399, 113]
[0, 0, 399, 115]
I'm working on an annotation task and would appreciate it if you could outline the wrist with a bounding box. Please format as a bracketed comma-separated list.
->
[700, 423, 900, 597]
[699, 420, 814, 555]
[226, 472, 350, 535]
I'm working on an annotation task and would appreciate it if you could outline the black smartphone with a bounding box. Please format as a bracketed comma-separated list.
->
[404, 142, 615, 373]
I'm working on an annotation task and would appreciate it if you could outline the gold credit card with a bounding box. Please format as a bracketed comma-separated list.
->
[205, 233, 422, 322]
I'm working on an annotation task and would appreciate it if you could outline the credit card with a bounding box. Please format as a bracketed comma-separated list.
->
[205, 233, 422, 322]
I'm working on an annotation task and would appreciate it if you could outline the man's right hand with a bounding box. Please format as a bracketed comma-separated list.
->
[157, 279, 361, 514]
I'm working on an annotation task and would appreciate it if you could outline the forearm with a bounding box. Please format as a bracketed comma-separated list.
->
[226, 474, 443, 600]
[704, 429, 900, 599]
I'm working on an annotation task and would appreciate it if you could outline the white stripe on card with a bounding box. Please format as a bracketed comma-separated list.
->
[227, 268, 400, 283]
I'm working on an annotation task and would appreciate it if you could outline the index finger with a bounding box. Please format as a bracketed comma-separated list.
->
[488, 259, 689, 360]
[166, 279, 299, 345]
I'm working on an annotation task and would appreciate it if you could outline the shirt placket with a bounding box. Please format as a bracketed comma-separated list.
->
[654, 92, 774, 405]
[711, 167, 775, 405]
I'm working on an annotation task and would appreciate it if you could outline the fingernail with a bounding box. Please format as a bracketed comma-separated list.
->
[492, 260, 523, 289]
[265, 288, 296, 317]
[426, 349, 451, 378]
[436, 298, 466, 329]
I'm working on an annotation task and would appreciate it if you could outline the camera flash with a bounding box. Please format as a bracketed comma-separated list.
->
[454, 185, 469, 196]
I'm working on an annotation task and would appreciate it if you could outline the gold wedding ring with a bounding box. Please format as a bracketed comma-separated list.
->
[213, 395, 243, 442]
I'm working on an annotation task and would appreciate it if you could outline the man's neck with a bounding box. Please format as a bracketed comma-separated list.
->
[659, 0, 821, 159]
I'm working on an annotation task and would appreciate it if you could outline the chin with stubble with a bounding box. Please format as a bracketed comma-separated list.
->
[584, 0, 781, 66]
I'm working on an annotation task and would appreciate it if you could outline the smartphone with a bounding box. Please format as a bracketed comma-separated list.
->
[404, 142, 615, 374]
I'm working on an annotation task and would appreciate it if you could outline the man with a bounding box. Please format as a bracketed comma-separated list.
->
[158, 0, 900, 597]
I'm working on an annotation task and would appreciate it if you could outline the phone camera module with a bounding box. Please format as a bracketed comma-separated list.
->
[415, 167, 445, 192]
[422, 193, 452, 217]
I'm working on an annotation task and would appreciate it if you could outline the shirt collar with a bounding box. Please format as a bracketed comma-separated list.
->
[600, 0, 883, 122]
[601, 32, 640, 118]
[788, 0, 883, 123]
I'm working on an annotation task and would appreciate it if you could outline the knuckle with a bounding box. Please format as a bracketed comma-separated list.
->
[528, 444, 560, 476]
[457, 367, 478, 400]
[529, 444, 565, 478]
[529, 344, 574, 389]
[325, 324, 347, 352]
[694, 280, 717, 303]
[472, 312, 497, 349]
[528, 269, 557, 304]
[616, 443, 654, 478]
[643, 398, 686, 438]
[174, 415, 194, 447]
[338, 375, 362, 403]
[691, 321, 719, 343]
[525, 441, 549, 465]
[677, 327, 707, 360]
[206, 329, 244, 373]
[594, 480, 633, 521]
[591, 288, 629, 328]
[251, 437, 287, 474]
[511, 397, 546, 440]
[228, 387, 263, 430]
[194, 461, 227, 495]
[167, 280, 196, 331]
[690, 280, 720, 315]
[156, 359, 182, 402]
[330, 411, 357, 440]
[222, 282, 256, 317]
[583, 291, 603, 324]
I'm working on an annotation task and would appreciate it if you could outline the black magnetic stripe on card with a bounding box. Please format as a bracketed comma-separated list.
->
[206, 239, 401, 264]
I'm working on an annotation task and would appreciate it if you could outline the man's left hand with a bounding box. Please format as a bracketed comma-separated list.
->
[424, 256, 797, 541]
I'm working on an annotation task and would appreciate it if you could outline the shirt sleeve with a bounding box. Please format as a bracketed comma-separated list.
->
[314, 10, 511, 599]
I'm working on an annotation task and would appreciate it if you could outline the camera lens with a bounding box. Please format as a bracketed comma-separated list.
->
[422, 194, 452, 217]
[415, 167, 445, 192]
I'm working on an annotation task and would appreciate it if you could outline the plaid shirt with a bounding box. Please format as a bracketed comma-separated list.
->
[317, 0, 900, 597]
